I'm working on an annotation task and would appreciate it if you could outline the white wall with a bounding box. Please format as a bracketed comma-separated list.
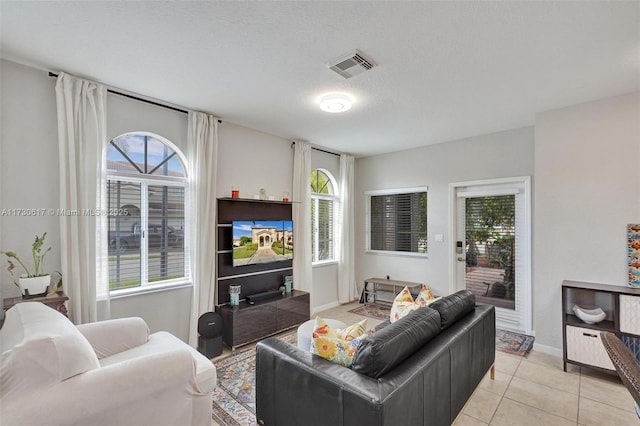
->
[534, 92, 640, 353]
[355, 127, 535, 299]
[217, 123, 292, 199]
[310, 149, 340, 310]
[107, 93, 188, 150]
[0, 59, 60, 299]
[216, 129, 343, 311]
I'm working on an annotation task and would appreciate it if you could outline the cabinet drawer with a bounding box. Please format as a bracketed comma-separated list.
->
[566, 325, 614, 370]
[620, 295, 640, 335]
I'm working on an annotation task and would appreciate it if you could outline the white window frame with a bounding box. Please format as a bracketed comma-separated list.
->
[311, 169, 338, 265]
[106, 132, 190, 296]
[365, 186, 429, 258]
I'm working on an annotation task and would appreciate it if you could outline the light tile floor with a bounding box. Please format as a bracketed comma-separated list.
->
[213, 301, 639, 426]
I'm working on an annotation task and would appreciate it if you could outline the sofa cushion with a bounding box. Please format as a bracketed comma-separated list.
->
[351, 307, 441, 378]
[428, 290, 476, 329]
[0, 302, 100, 398]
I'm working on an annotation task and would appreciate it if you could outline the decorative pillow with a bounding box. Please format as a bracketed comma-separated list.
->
[336, 318, 367, 341]
[390, 285, 438, 323]
[310, 317, 367, 367]
[311, 334, 363, 367]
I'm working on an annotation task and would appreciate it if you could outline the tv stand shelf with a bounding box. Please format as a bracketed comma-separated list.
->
[216, 197, 299, 349]
[217, 290, 309, 349]
[561, 280, 640, 373]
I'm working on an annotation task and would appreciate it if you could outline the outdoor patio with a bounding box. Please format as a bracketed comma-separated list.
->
[465, 266, 515, 310]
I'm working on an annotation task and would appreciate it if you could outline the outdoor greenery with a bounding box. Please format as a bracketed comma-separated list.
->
[465, 195, 516, 299]
[233, 243, 258, 259]
[310, 170, 330, 194]
[271, 241, 292, 255]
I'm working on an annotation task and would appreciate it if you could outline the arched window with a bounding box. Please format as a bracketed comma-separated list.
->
[310, 169, 337, 263]
[106, 132, 189, 292]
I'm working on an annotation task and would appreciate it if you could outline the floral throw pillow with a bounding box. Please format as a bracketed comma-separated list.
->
[311, 317, 367, 367]
[390, 284, 439, 323]
[336, 318, 367, 341]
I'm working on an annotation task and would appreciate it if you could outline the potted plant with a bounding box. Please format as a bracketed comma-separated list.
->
[1, 232, 60, 298]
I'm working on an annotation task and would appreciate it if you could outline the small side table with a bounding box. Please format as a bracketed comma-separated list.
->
[3, 291, 69, 317]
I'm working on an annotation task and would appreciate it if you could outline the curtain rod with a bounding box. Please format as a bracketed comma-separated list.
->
[291, 141, 340, 157]
[48, 72, 222, 123]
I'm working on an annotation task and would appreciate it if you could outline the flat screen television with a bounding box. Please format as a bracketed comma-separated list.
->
[232, 220, 293, 267]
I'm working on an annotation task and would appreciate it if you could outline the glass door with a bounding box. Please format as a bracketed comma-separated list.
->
[452, 177, 531, 334]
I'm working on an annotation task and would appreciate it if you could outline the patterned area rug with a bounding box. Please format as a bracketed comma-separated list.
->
[348, 303, 391, 320]
[496, 329, 535, 356]
[211, 330, 297, 426]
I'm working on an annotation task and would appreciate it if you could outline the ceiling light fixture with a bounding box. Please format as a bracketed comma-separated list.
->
[319, 93, 353, 113]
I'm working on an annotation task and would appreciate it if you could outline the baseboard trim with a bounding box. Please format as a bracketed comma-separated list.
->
[532, 342, 562, 358]
[312, 301, 340, 315]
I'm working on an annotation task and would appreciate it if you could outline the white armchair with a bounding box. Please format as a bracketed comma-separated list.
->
[0, 302, 216, 426]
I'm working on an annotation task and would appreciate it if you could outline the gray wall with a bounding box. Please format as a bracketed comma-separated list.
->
[355, 127, 535, 299]
[0, 59, 342, 341]
[534, 92, 640, 354]
[0, 59, 60, 299]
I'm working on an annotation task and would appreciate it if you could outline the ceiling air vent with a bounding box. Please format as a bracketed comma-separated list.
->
[328, 50, 376, 79]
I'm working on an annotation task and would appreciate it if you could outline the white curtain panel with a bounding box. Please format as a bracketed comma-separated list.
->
[292, 142, 313, 299]
[187, 111, 219, 346]
[337, 154, 357, 303]
[55, 73, 109, 324]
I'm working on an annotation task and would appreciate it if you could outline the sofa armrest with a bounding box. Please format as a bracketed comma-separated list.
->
[1, 348, 208, 426]
[76, 317, 150, 359]
[256, 338, 394, 426]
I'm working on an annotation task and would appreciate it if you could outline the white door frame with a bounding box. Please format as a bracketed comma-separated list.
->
[448, 176, 532, 335]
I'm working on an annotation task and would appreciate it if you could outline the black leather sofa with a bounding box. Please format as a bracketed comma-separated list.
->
[255, 290, 495, 426]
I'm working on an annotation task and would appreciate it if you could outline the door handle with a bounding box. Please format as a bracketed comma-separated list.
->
[457, 257, 465, 262]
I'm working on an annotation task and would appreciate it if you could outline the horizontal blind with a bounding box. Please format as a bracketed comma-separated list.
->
[465, 195, 515, 304]
[317, 198, 334, 261]
[311, 197, 316, 261]
[107, 180, 142, 290]
[147, 185, 186, 283]
[107, 179, 188, 291]
[370, 192, 427, 253]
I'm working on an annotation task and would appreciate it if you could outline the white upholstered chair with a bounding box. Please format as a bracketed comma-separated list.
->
[0, 301, 216, 426]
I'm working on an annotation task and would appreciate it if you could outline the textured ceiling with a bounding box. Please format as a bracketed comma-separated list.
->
[1, 1, 638, 157]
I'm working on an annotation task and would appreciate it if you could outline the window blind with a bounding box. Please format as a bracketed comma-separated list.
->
[147, 185, 186, 283]
[369, 191, 427, 253]
[108, 180, 142, 290]
[107, 180, 187, 290]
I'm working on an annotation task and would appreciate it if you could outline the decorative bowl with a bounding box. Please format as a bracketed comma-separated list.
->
[572, 304, 606, 324]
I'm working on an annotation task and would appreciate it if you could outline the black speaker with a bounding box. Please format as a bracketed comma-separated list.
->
[197, 312, 223, 358]
[198, 312, 223, 337]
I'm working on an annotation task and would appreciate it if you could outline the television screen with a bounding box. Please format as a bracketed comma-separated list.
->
[232, 220, 293, 267]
